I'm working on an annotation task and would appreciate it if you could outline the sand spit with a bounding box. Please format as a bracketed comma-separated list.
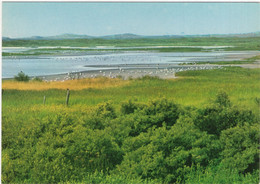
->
[32, 63, 223, 82]
[33, 58, 260, 82]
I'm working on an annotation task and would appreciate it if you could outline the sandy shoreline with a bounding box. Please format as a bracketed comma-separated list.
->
[32, 59, 260, 81]
[25, 64, 223, 81]
[2, 63, 257, 82]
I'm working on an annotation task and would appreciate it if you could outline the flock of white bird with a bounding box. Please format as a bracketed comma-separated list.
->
[38, 54, 225, 81]
[43, 65, 222, 82]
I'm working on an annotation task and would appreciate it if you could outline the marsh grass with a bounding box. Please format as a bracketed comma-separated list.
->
[3, 37, 260, 49]
[2, 67, 259, 124]
[2, 67, 260, 115]
[2, 77, 130, 90]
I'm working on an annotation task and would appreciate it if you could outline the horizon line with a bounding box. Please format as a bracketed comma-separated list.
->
[3, 31, 260, 39]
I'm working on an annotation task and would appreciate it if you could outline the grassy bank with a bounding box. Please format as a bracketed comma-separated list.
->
[2, 67, 260, 183]
[182, 55, 260, 65]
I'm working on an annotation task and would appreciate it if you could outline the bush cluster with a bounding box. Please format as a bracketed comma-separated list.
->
[14, 71, 29, 82]
[14, 72, 43, 82]
[2, 93, 259, 183]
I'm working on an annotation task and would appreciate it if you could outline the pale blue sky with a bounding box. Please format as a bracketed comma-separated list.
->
[2, 2, 260, 38]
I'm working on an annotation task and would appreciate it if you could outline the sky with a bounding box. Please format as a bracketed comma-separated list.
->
[2, 2, 260, 38]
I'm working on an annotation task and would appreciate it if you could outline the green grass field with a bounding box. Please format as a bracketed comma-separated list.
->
[2, 67, 260, 183]
[181, 55, 260, 65]
[3, 37, 260, 56]
[3, 37, 260, 48]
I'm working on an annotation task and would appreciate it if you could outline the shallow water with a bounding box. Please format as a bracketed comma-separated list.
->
[2, 51, 258, 78]
[2, 47, 34, 53]
[2, 45, 234, 52]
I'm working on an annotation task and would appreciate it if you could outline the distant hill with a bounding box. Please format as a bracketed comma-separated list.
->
[2, 37, 12, 41]
[100, 33, 142, 39]
[46, 34, 94, 40]
[3, 32, 260, 41]
[3, 34, 94, 40]
[198, 32, 260, 38]
[99, 33, 183, 39]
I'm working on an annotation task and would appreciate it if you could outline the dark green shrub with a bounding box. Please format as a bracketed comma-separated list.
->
[126, 99, 181, 136]
[14, 71, 29, 82]
[2, 111, 124, 183]
[215, 91, 231, 107]
[137, 75, 160, 80]
[2, 95, 258, 183]
[85, 115, 106, 130]
[116, 75, 123, 79]
[254, 97, 260, 106]
[117, 121, 217, 183]
[142, 98, 180, 126]
[77, 171, 159, 184]
[220, 123, 259, 173]
[194, 93, 255, 136]
[95, 102, 116, 119]
[185, 163, 259, 184]
[31, 77, 43, 82]
[120, 99, 145, 115]
[83, 102, 117, 130]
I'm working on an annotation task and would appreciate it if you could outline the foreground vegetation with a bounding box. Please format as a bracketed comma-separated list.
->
[2, 67, 260, 183]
